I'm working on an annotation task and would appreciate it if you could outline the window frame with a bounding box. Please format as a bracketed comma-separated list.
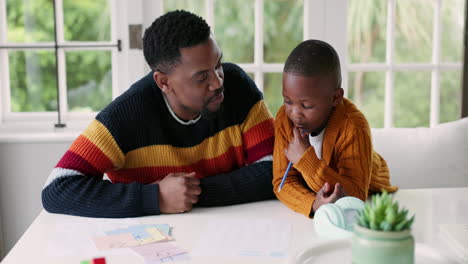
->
[346, 0, 464, 128]
[155, 0, 348, 110]
[1, 0, 464, 140]
[0, 0, 127, 134]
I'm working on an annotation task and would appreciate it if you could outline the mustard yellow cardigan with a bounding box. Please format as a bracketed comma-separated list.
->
[273, 98, 398, 217]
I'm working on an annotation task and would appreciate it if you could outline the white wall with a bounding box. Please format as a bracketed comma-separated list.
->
[0, 141, 71, 254]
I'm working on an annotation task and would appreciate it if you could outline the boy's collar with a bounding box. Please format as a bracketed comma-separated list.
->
[310, 121, 328, 137]
[310, 109, 334, 137]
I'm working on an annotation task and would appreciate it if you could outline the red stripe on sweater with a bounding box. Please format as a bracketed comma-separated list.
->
[69, 135, 114, 172]
[108, 146, 245, 184]
[244, 136, 274, 164]
[56, 151, 102, 177]
[242, 118, 275, 149]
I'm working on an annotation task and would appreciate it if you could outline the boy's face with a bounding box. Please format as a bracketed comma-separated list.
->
[282, 72, 343, 134]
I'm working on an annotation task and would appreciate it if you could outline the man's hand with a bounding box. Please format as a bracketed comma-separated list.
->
[284, 127, 311, 164]
[157, 172, 201, 214]
[312, 182, 346, 213]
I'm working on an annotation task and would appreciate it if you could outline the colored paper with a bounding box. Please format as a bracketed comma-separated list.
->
[47, 218, 139, 257]
[92, 233, 139, 250]
[105, 224, 171, 245]
[146, 227, 169, 241]
[92, 257, 107, 264]
[131, 242, 187, 263]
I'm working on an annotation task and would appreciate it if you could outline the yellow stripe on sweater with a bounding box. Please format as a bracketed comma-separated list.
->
[82, 120, 125, 169]
[240, 100, 273, 132]
[124, 125, 243, 168]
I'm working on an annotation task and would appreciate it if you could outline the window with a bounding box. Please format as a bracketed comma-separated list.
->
[161, 0, 465, 128]
[163, 0, 304, 116]
[1, 0, 464, 134]
[347, 0, 465, 128]
[0, 0, 122, 131]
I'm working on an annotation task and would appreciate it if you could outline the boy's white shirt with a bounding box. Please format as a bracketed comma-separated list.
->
[308, 128, 326, 160]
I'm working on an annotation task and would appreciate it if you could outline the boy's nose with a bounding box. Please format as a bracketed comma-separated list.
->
[291, 107, 303, 118]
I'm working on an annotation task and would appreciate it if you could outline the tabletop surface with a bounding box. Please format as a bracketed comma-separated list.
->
[2, 187, 468, 264]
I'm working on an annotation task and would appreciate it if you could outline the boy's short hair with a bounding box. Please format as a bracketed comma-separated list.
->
[143, 10, 211, 73]
[284, 39, 342, 89]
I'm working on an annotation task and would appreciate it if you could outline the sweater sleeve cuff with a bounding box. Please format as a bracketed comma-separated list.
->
[297, 195, 315, 219]
[141, 184, 160, 215]
[294, 147, 322, 175]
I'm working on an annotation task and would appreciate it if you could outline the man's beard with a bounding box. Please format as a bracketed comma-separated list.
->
[201, 100, 224, 120]
[201, 87, 224, 120]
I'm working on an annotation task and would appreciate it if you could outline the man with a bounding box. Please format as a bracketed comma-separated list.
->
[42, 10, 275, 217]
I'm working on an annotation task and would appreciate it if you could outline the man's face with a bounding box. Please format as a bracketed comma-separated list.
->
[163, 36, 224, 121]
[282, 72, 342, 134]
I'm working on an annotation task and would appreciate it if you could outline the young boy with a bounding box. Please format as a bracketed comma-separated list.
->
[273, 39, 398, 218]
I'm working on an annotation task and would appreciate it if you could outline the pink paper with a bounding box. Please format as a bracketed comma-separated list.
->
[131, 242, 187, 262]
[92, 233, 139, 250]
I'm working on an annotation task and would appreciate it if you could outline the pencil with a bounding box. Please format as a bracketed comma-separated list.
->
[277, 161, 293, 192]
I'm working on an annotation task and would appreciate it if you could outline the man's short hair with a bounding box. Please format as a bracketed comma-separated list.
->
[143, 10, 211, 73]
[284, 39, 342, 89]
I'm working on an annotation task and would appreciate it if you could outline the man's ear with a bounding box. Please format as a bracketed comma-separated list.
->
[332, 88, 344, 106]
[153, 71, 171, 94]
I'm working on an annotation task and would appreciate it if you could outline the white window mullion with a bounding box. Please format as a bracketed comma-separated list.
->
[254, 0, 264, 91]
[430, 0, 442, 127]
[54, 0, 65, 43]
[112, 0, 121, 99]
[2, 52, 11, 117]
[205, 0, 214, 28]
[0, 0, 8, 123]
[261, 63, 283, 73]
[304, 0, 325, 40]
[0, 51, 9, 120]
[384, 0, 396, 128]
[110, 0, 117, 42]
[111, 48, 120, 99]
[303, 0, 312, 40]
[57, 48, 68, 121]
[54, 0, 68, 124]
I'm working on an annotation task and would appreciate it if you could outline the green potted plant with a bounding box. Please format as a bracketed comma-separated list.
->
[352, 191, 415, 264]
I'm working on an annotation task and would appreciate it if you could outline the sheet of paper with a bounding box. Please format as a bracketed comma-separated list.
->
[131, 242, 187, 263]
[146, 227, 169, 241]
[192, 219, 291, 258]
[47, 217, 139, 257]
[92, 233, 139, 250]
[105, 224, 171, 245]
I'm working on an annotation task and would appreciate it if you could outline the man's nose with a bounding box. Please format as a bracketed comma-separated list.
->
[208, 71, 223, 91]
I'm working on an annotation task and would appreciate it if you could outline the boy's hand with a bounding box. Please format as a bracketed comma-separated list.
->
[312, 182, 346, 213]
[285, 127, 311, 164]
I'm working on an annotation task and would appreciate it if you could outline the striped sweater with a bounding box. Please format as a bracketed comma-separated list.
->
[42, 63, 275, 218]
[273, 98, 398, 217]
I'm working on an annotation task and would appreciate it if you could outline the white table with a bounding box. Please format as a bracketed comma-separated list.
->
[2, 188, 467, 264]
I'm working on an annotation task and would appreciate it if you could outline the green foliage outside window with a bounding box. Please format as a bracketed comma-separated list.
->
[9, 51, 57, 112]
[348, 0, 464, 127]
[4, 0, 464, 126]
[6, 0, 112, 113]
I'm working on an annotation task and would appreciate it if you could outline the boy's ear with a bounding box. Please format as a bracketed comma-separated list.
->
[332, 88, 344, 106]
[153, 71, 171, 94]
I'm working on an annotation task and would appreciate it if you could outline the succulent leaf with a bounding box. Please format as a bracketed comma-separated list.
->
[356, 190, 415, 231]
